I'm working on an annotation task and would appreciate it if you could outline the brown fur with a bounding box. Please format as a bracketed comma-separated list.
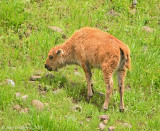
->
[45, 27, 131, 111]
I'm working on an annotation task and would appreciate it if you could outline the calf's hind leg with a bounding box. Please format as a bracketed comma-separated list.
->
[117, 70, 126, 112]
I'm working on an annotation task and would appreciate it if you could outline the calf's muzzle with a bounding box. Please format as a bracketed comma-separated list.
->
[45, 64, 52, 71]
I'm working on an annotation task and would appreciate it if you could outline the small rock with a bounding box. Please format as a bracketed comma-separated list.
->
[132, 4, 136, 8]
[74, 68, 81, 76]
[30, 75, 41, 81]
[21, 95, 28, 100]
[62, 34, 67, 39]
[53, 89, 61, 94]
[45, 72, 54, 78]
[143, 26, 154, 33]
[108, 126, 115, 131]
[48, 26, 63, 33]
[130, 0, 137, 9]
[11, 67, 16, 70]
[13, 105, 21, 111]
[23, 122, 30, 128]
[143, 46, 148, 52]
[15, 92, 21, 98]
[99, 115, 109, 121]
[86, 117, 92, 122]
[72, 105, 82, 112]
[99, 92, 105, 96]
[28, 81, 35, 85]
[79, 121, 83, 125]
[74, 71, 81, 76]
[35, 70, 42, 75]
[103, 119, 108, 125]
[133, 0, 137, 5]
[20, 108, 29, 113]
[44, 102, 49, 107]
[99, 122, 106, 130]
[6, 79, 15, 87]
[39, 84, 42, 88]
[107, 9, 120, 16]
[74, 67, 78, 72]
[25, 30, 31, 37]
[129, 9, 136, 14]
[48, 26, 67, 38]
[0, 81, 5, 86]
[122, 123, 132, 128]
[31, 100, 44, 110]
[40, 91, 46, 95]
[39, 86, 47, 92]
[43, 87, 47, 91]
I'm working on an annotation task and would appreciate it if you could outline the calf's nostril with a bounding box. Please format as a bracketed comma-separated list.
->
[45, 64, 49, 69]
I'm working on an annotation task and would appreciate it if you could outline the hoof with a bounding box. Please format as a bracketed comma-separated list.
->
[87, 92, 93, 98]
[92, 88, 94, 94]
[91, 84, 94, 94]
[87, 94, 93, 102]
[87, 94, 93, 99]
[89, 95, 93, 98]
[102, 106, 108, 111]
[119, 108, 125, 112]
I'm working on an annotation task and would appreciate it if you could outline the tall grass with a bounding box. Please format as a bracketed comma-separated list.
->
[0, 0, 160, 130]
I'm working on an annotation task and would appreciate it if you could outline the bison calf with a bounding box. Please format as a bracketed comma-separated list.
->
[45, 27, 131, 111]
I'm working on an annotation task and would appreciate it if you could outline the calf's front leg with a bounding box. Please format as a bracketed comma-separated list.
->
[81, 62, 93, 100]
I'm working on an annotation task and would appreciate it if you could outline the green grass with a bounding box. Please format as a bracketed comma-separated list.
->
[0, 0, 160, 130]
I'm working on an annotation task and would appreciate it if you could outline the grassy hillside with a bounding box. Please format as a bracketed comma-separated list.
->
[0, 0, 160, 130]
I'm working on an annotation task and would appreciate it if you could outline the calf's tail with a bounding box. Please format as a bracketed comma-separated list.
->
[120, 46, 131, 70]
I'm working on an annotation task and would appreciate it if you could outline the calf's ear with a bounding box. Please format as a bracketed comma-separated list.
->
[56, 49, 64, 55]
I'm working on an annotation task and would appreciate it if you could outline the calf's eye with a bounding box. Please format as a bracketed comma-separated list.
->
[49, 55, 53, 60]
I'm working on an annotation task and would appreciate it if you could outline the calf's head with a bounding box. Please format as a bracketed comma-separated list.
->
[45, 47, 64, 71]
